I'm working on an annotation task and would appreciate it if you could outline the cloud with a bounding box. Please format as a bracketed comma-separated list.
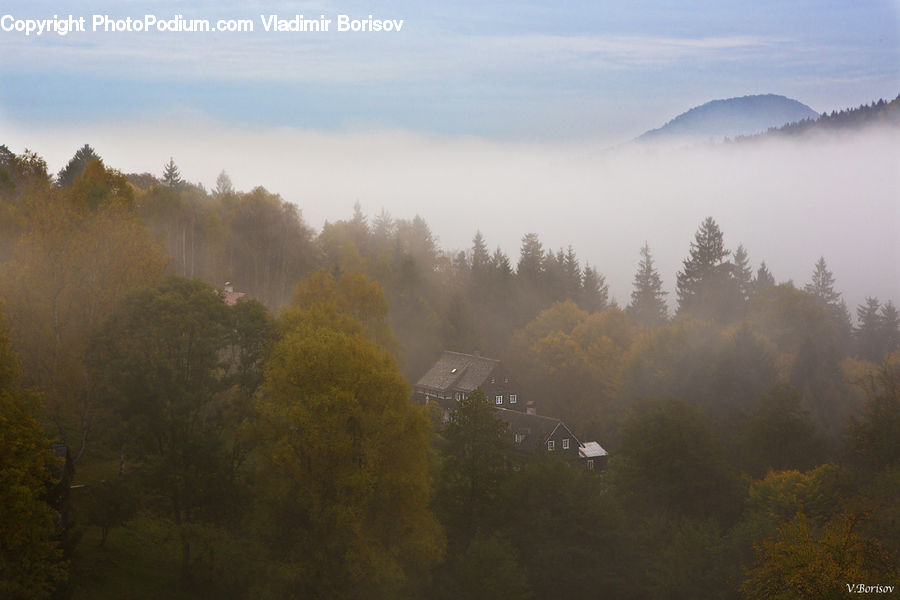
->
[3, 117, 897, 311]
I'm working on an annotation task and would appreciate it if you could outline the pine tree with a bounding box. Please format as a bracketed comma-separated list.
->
[855, 297, 883, 361]
[580, 264, 608, 313]
[676, 217, 739, 320]
[517, 233, 544, 282]
[471, 231, 490, 272]
[804, 256, 852, 346]
[162, 157, 184, 189]
[563, 246, 582, 301]
[751, 261, 775, 299]
[214, 170, 233, 196]
[804, 257, 841, 308]
[492, 247, 512, 278]
[57, 144, 101, 188]
[880, 301, 900, 356]
[732, 244, 753, 302]
[628, 242, 668, 327]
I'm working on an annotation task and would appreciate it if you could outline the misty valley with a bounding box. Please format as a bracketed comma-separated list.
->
[1, 98, 899, 599]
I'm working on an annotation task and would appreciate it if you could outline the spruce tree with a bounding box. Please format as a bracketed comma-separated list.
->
[732, 244, 753, 302]
[880, 301, 900, 357]
[57, 144, 100, 187]
[676, 217, 740, 320]
[628, 242, 668, 327]
[855, 297, 883, 361]
[581, 263, 608, 313]
[751, 261, 775, 299]
[804, 256, 853, 346]
[162, 157, 184, 189]
[804, 257, 841, 308]
[516, 233, 544, 282]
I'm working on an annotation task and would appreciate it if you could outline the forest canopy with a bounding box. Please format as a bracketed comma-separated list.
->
[0, 142, 898, 599]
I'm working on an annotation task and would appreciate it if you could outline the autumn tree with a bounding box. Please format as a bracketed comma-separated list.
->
[0, 312, 67, 598]
[611, 399, 743, 524]
[436, 389, 512, 552]
[252, 270, 442, 598]
[1, 187, 168, 460]
[87, 276, 245, 581]
[628, 242, 668, 327]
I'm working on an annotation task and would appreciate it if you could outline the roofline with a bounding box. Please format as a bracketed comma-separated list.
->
[545, 421, 581, 447]
[442, 350, 500, 365]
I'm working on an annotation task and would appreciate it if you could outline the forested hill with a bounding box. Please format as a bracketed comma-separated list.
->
[1, 142, 899, 599]
[637, 94, 819, 143]
[736, 94, 900, 141]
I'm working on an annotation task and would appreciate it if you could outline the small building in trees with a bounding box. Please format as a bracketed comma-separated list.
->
[219, 281, 246, 306]
[414, 351, 525, 414]
[415, 350, 606, 469]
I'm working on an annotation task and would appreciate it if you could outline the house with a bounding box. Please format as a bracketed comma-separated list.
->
[578, 441, 609, 472]
[415, 350, 607, 470]
[220, 281, 246, 306]
[494, 407, 584, 462]
[414, 351, 526, 414]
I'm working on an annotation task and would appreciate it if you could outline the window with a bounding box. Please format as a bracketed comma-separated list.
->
[547, 440, 556, 451]
[455, 392, 461, 401]
[495, 395, 503, 405]
[504, 377, 509, 384]
[562, 438, 570, 450]
[587, 459, 594, 471]
[515, 433, 525, 444]
[490, 376, 495, 384]
[510, 394, 517, 404]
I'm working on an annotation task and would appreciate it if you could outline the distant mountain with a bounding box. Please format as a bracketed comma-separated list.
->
[637, 94, 819, 143]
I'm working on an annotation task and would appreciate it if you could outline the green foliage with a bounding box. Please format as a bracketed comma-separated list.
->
[736, 384, 827, 477]
[1, 191, 168, 459]
[0, 314, 67, 598]
[437, 534, 533, 600]
[743, 512, 895, 600]
[436, 389, 511, 551]
[498, 459, 628, 598]
[676, 217, 743, 321]
[82, 476, 139, 547]
[88, 276, 248, 580]
[253, 270, 442, 598]
[848, 356, 900, 471]
[510, 301, 634, 425]
[611, 399, 743, 524]
[628, 242, 668, 327]
[57, 144, 100, 188]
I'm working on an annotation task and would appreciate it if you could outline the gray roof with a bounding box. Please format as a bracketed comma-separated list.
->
[493, 407, 581, 454]
[414, 351, 500, 393]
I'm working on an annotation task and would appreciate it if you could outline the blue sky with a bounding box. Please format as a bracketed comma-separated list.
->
[1, 0, 897, 140]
